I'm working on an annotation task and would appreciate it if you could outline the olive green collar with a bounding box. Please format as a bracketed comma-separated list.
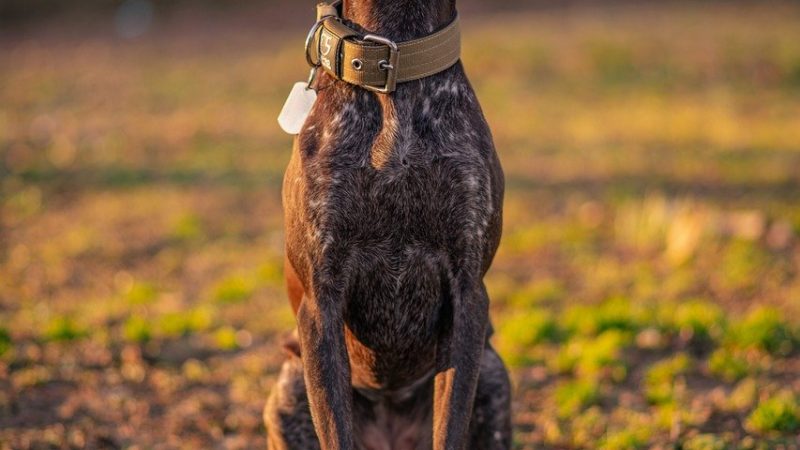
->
[305, 1, 461, 94]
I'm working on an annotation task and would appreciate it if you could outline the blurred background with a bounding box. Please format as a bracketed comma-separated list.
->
[2, 0, 800, 448]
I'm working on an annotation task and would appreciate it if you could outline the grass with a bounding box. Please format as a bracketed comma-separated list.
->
[43, 316, 89, 342]
[682, 434, 728, 450]
[643, 353, 692, 405]
[0, 328, 12, 357]
[555, 380, 600, 419]
[726, 307, 796, 355]
[707, 348, 754, 382]
[497, 309, 559, 367]
[669, 300, 726, 344]
[747, 392, 800, 435]
[2, 1, 800, 448]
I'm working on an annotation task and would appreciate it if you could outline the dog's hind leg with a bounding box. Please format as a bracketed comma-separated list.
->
[263, 337, 321, 450]
[468, 343, 513, 450]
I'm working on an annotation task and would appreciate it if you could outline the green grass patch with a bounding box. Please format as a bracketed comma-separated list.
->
[125, 282, 158, 305]
[682, 433, 728, 450]
[707, 348, 754, 382]
[726, 307, 795, 355]
[257, 260, 284, 286]
[644, 353, 692, 405]
[746, 392, 800, 434]
[727, 378, 758, 412]
[554, 329, 630, 381]
[170, 213, 205, 242]
[43, 316, 89, 342]
[569, 407, 606, 448]
[555, 379, 600, 418]
[505, 278, 565, 308]
[0, 327, 11, 357]
[213, 326, 239, 351]
[496, 309, 559, 367]
[599, 428, 650, 450]
[212, 274, 257, 304]
[717, 240, 771, 292]
[157, 307, 214, 337]
[669, 300, 726, 343]
[123, 316, 153, 343]
[562, 297, 644, 337]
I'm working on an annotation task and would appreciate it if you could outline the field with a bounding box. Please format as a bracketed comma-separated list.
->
[2, 1, 800, 448]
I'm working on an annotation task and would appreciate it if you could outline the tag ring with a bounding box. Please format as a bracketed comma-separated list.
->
[304, 19, 328, 68]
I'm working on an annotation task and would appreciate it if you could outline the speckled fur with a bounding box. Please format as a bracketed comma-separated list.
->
[264, 1, 511, 449]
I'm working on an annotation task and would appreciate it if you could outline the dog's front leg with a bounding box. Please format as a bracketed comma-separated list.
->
[433, 274, 490, 450]
[296, 281, 353, 450]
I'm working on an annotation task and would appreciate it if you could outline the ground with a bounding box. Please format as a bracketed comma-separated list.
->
[1, 1, 800, 449]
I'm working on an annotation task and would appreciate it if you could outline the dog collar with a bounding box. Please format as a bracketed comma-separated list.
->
[304, 1, 461, 94]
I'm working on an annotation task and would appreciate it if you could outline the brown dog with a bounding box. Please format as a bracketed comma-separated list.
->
[264, 1, 511, 449]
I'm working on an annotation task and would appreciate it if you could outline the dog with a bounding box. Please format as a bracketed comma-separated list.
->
[264, 1, 511, 449]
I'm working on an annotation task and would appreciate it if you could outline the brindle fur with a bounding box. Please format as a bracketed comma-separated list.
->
[264, 1, 511, 449]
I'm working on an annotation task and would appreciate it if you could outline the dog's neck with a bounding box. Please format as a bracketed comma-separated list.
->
[343, 0, 456, 41]
[328, 0, 463, 169]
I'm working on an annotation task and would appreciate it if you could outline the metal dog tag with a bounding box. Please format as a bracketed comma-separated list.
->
[278, 82, 317, 135]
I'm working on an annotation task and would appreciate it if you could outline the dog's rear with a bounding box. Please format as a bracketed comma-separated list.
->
[265, 1, 511, 449]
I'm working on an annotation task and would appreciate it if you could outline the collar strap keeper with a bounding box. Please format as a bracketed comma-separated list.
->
[305, 2, 461, 93]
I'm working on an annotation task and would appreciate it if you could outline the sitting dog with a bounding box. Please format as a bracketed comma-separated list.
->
[265, 1, 511, 449]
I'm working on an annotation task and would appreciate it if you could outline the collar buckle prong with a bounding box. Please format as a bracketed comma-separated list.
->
[362, 34, 399, 94]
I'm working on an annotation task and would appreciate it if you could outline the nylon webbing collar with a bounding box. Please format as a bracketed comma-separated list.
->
[305, 1, 461, 94]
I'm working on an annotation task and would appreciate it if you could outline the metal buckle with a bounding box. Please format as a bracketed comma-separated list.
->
[362, 34, 399, 94]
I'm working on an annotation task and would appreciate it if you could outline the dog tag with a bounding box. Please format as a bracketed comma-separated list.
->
[278, 82, 317, 135]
